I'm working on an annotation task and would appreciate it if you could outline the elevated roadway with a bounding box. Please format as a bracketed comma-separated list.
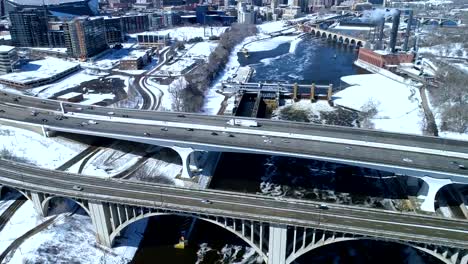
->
[0, 159, 467, 250]
[0, 93, 467, 183]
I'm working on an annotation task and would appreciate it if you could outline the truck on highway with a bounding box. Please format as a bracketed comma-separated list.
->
[226, 118, 259, 127]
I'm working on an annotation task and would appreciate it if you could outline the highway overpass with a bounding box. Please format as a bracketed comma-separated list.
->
[0, 92, 467, 212]
[0, 159, 467, 264]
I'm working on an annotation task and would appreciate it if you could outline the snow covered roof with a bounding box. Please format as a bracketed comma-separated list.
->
[0, 57, 79, 84]
[0, 45, 15, 53]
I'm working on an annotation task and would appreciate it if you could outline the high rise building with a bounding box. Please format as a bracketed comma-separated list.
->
[9, 8, 49, 47]
[64, 17, 107, 60]
[0, 45, 17, 74]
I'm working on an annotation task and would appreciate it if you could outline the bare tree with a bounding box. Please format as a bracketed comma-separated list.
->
[168, 77, 187, 111]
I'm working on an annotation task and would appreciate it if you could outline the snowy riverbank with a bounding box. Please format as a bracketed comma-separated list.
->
[202, 21, 302, 114]
[334, 73, 424, 135]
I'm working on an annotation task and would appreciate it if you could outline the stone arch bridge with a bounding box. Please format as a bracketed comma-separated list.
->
[299, 25, 367, 48]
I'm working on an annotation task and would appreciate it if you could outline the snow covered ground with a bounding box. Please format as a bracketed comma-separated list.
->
[0, 202, 43, 257]
[244, 35, 297, 52]
[185, 41, 217, 58]
[419, 43, 467, 58]
[334, 74, 424, 135]
[65, 143, 143, 178]
[0, 124, 87, 169]
[1, 200, 147, 264]
[27, 70, 101, 98]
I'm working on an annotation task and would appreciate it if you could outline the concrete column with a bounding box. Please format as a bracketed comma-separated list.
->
[268, 224, 287, 264]
[327, 84, 333, 100]
[30, 192, 45, 217]
[293, 83, 298, 101]
[460, 253, 468, 264]
[310, 83, 315, 102]
[418, 176, 452, 212]
[172, 146, 194, 178]
[89, 201, 113, 247]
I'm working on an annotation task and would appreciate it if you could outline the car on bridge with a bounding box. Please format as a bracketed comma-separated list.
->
[201, 199, 212, 204]
[318, 204, 329, 210]
[72, 185, 83, 191]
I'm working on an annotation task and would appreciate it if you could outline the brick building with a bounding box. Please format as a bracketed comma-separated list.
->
[357, 48, 414, 69]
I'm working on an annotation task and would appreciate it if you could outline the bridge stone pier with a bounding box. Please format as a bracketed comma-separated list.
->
[1, 184, 467, 264]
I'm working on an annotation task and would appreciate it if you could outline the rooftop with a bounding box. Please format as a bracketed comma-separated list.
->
[0, 57, 78, 84]
[0, 45, 15, 53]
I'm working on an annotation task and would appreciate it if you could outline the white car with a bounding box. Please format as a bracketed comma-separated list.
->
[200, 199, 212, 204]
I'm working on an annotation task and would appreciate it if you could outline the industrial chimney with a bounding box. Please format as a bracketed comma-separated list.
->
[403, 9, 413, 51]
[377, 17, 385, 50]
[389, 9, 400, 53]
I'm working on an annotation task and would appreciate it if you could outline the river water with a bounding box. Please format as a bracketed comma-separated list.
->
[238, 35, 361, 88]
[131, 35, 442, 264]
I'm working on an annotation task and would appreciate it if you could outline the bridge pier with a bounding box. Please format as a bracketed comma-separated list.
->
[30, 192, 45, 217]
[89, 201, 113, 247]
[268, 224, 287, 264]
[418, 176, 453, 212]
[172, 146, 196, 178]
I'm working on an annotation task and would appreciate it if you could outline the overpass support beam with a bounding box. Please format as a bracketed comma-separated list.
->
[30, 192, 45, 217]
[268, 224, 287, 264]
[418, 176, 452, 212]
[89, 201, 113, 247]
[172, 146, 195, 178]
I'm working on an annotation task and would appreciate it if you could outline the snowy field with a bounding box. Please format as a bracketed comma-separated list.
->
[0, 125, 87, 169]
[185, 41, 217, 58]
[334, 74, 424, 135]
[27, 70, 101, 98]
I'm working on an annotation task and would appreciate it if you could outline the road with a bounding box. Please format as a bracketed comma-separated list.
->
[0, 159, 466, 249]
[136, 47, 172, 110]
[0, 96, 467, 181]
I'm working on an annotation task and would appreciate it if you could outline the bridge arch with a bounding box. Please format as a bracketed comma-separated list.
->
[315, 31, 321, 37]
[356, 41, 363, 47]
[0, 185, 31, 202]
[286, 237, 462, 264]
[440, 20, 457, 27]
[109, 212, 268, 263]
[332, 35, 338, 42]
[321, 32, 327, 38]
[344, 38, 350, 45]
[42, 196, 91, 217]
[350, 39, 356, 47]
[310, 29, 315, 35]
[338, 36, 343, 43]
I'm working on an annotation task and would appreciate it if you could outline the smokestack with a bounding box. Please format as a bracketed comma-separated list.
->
[377, 17, 385, 50]
[403, 9, 413, 51]
[389, 9, 400, 53]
